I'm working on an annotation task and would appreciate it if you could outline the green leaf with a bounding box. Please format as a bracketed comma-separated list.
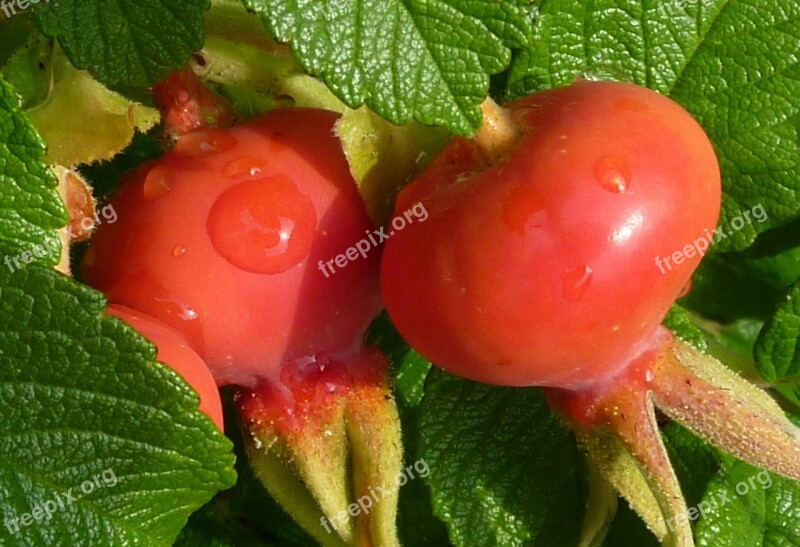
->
[507, 0, 800, 253]
[683, 220, 800, 323]
[336, 106, 450, 223]
[0, 15, 34, 67]
[695, 459, 800, 547]
[664, 305, 708, 351]
[26, 53, 160, 166]
[684, 254, 787, 322]
[755, 281, 800, 381]
[243, 0, 533, 135]
[33, 0, 210, 89]
[0, 73, 66, 269]
[1, 27, 52, 109]
[174, 501, 278, 547]
[418, 372, 585, 547]
[366, 312, 432, 410]
[0, 267, 236, 545]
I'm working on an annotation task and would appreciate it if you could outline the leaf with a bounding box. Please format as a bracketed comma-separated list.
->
[33, 0, 210, 90]
[174, 501, 280, 547]
[366, 312, 432, 410]
[1, 27, 52, 109]
[684, 254, 787, 322]
[0, 73, 65, 269]
[683, 220, 800, 322]
[755, 281, 800, 381]
[418, 371, 585, 547]
[0, 267, 236, 545]
[695, 459, 800, 547]
[26, 53, 160, 165]
[506, 0, 800, 253]
[0, 15, 34, 67]
[664, 305, 708, 351]
[243, 0, 534, 135]
[336, 106, 449, 224]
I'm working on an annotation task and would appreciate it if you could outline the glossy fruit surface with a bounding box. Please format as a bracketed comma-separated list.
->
[84, 109, 381, 386]
[382, 80, 721, 388]
[107, 304, 224, 430]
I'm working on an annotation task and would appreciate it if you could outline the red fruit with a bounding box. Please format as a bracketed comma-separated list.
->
[83, 108, 382, 386]
[107, 304, 224, 431]
[382, 80, 721, 389]
[383, 81, 800, 546]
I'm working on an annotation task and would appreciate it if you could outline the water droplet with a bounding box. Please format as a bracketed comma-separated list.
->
[223, 157, 265, 179]
[175, 128, 237, 157]
[595, 155, 631, 193]
[181, 307, 198, 321]
[176, 89, 191, 104]
[562, 265, 593, 302]
[143, 164, 175, 201]
[503, 184, 548, 235]
[510, 104, 541, 122]
[679, 279, 692, 297]
[576, 64, 633, 84]
[207, 177, 317, 274]
[172, 246, 187, 258]
[323, 429, 334, 437]
[616, 97, 649, 112]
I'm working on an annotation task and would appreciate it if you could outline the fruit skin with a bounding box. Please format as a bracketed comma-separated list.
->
[107, 304, 225, 431]
[83, 108, 382, 387]
[381, 80, 721, 389]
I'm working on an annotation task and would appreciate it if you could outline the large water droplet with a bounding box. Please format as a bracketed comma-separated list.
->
[207, 177, 317, 274]
[679, 279, 692, 298]
[562, 265, 593, 302]
[595, 155, 631, 193]
[143, 164, 175, 201]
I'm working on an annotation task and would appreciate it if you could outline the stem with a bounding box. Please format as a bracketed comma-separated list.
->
[475, 98, 520, 158]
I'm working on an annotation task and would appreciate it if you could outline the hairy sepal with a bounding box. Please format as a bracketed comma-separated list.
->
[237, 347, 403, 547]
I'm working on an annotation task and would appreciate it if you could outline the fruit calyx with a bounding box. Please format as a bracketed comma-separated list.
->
[544, 329, 800, 547]
[152, 67, 235, 137]
[236, 346, 403, 547]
